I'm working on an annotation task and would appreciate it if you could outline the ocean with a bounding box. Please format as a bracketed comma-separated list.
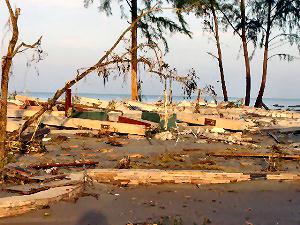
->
[17, 91, 300, 110]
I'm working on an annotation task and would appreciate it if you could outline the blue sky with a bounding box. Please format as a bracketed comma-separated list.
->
[0, 0, 299, 99]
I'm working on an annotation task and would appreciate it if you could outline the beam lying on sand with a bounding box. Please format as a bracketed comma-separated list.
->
[208, 152, 300, 160]
[85, 169, 250, 185]
[69, 169, 300, 186]
[177, 112, 250, 131]
[2, 180, 80, 195]
[0, 185, 83, 218]
[41, 115, 146, 136]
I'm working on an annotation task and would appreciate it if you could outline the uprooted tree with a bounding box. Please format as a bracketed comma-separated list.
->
[0, 0, 43, 163]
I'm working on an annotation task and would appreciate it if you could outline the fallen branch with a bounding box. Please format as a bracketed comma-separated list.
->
[207, 152, 300, 160]
[16, 6, 160, 138]
[29, 161, 99, 169]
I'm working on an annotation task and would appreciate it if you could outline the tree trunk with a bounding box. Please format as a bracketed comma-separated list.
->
[240, 0, 251, 106]
[131, 0, 138, 101]
[210, 0, 228, 102]
[255, 2, 272, 108]
[0, 59, 11, 160]
[0, 1, 20, 161]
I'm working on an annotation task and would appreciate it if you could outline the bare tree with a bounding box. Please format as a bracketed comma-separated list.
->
[0, 0, 42, 163]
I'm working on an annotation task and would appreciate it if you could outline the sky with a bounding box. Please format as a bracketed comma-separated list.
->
[0, 0, 299, 99]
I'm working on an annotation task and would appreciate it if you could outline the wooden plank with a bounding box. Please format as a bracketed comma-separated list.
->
[41, 115, 146, 135]
[29, 161, 99, 169]
[86, 169, 251, 185]
[177, 113, 248, 131]
[2, 180, 80, 195]
[0, 185, 83, 218]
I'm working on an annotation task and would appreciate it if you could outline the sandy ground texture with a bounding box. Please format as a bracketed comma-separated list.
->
[0, 180, 299, 225]
[11, 129, 300, 174]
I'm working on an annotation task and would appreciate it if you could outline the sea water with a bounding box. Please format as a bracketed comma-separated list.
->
[17, 91, 300, 110]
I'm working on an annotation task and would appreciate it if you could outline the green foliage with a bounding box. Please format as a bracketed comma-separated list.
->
[84, 0, 192, 52]
[249, 0, 300, 61]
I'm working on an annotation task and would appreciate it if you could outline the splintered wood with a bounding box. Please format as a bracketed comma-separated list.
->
[0, 185, 83, 218]
[88, 169, 251, 185]
[87, 169, 300, 185]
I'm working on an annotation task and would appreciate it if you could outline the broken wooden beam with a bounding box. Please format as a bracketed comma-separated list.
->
[0, 185, 83, 218]
[80, 169, 300, 185]
[29, 161, 99, 170]
[86, 169, 251, 185]
[2, 179, 80, 195]
[207, 152, 300, 160]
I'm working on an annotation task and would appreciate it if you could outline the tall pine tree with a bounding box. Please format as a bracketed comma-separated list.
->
[84, 0, 191, 100]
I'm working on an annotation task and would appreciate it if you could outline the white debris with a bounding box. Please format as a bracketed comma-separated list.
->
[155, 131, 174, 141]
[210, 127, 226, 134]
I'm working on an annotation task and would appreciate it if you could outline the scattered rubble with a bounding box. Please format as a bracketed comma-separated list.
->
[2, 94, 300, 218]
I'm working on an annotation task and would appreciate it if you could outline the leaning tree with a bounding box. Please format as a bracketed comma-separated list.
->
[250, 0, 300, 107]
[16, 6, 197, 139]
[0, 0, 44, 163]
[83, 0, 191, 101]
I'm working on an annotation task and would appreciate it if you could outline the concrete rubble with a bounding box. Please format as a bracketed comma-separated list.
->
[2, 94, 300, 218]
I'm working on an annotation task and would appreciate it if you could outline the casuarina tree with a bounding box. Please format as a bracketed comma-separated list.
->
[84, 0, 191, 101]
[249, 0, 300, 107]
[173, 0, 230, 101]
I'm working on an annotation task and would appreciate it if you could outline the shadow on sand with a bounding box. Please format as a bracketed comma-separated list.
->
[75, 210, 109, 225]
